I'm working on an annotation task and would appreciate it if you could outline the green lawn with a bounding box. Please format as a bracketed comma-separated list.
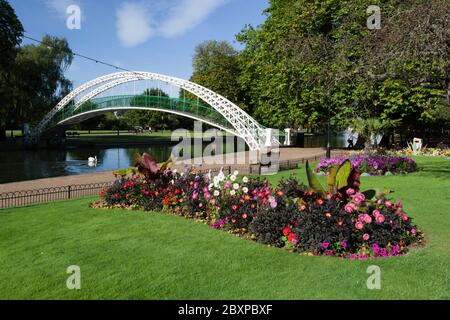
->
[0, 157, 449, 299]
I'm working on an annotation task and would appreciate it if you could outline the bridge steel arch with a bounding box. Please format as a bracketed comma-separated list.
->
[34, 71, 276, 151]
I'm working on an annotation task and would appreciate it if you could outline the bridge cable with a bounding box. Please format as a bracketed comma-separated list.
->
[22, 35, 133, 73]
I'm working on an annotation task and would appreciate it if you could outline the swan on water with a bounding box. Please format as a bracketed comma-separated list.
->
[88, 156, 98, 167]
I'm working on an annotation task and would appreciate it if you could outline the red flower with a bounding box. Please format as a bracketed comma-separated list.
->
[242, 213, 248, 219]
[282, 227, 291, 235]
[164, 198, 170, 206]
[232, 219, 237, 224]
[231, 204, 238, 210]
[287, 233, 296, 243]
[317, 199, 324, 205]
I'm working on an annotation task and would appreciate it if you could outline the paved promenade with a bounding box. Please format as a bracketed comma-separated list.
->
[0, 147, 326, 193]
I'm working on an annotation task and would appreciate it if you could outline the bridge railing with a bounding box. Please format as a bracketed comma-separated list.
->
[49, 95, 233, 131]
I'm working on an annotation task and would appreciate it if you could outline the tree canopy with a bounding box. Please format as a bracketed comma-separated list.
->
[0, 0, 23, 138]
[186, 0, 450, 135]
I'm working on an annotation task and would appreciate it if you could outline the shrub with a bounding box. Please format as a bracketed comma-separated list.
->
[250, 203, 299, 247]
[316, 154, 417, 176]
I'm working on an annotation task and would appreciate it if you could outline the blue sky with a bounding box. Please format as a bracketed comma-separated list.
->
[10, 0, 269, 87]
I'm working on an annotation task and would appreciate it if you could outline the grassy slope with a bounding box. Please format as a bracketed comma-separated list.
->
[0, 157, 449, 299]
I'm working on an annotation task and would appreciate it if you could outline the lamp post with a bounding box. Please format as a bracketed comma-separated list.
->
[326, 118, 331, 158]
[325, 88, 332, 159]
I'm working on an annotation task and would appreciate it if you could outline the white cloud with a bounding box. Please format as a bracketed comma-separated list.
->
[116, 2, 155, 48]
[46, 0, 81, 18]
[115, 0, 228, 47]
[158, 0, 229, 38]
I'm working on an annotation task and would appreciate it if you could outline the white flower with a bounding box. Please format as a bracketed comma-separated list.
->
[242, 187, 249, 194]
[233, 170, 239, 176]
[242, 176, 249, 183]
[213, 190, 220, 197]
[233, 183, 240, 190]
[218, 173, 225, 182]
[173, 169, 178, 174]
[208, 183, 214, 190]
[213, 176, 220, 184]
[230, 175, 236, 182]
[230, 190, 236, 196]
[170, 180, 174, 185]
[180, 172, 185, 177]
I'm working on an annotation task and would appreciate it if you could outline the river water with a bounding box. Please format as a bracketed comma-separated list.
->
[0, 133, 349, 184]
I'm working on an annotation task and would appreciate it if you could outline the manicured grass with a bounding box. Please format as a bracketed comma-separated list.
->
[0, 157, 449, 299]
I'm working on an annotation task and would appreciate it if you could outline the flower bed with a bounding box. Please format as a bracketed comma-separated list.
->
[316, 154, 418, 176]
[400, 147, 450, 158]
[92, 154, 423, 260]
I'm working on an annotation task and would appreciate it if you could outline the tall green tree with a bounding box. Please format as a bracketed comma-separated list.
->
[5, 34, 73, 134]
[0, 0, 23, 140]
[359, 0, 450, 129]
[186, 40, 250, 112]
[236, 0, 450, 135]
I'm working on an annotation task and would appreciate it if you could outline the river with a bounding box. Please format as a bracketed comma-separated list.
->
[0, 133, 349, 184]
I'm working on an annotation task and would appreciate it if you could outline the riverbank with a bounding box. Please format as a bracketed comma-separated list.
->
[0, 147, 326, 193]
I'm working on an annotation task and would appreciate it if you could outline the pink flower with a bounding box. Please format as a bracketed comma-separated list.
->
[363, 233, 370, 241]
[397, 200, 402, 207]
[411, 228, 417, 235]
[269, 200, 278, 209]
[355, 221, 364, 230]
[346, 188, 355, 195]
[345, 203, 356, 213]
[372, 209, 381, 217]
[341, 241, 347, 248]
[376, 214, 385, 223]
[353, 193, 366, 204]
[210, 199, 216, 205]
[322, 242, 329, 249]
[402, 215, 409, 221]
[385, 200, 392, 207]
[364, 214, 372, 224]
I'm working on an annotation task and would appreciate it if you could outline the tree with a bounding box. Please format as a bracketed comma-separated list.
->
[236, 0, 450, 137]
[9, 35, 73, 127]
[349, 118, 400, 151]
[359, 0, 450, 129]
[187, 40, 250, 112]
[0, 0, 23, 140]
